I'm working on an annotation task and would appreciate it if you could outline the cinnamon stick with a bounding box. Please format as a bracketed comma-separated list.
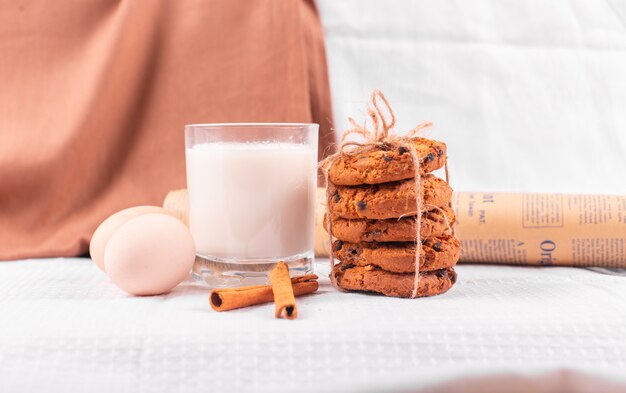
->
[269, 262, 299, 319]
[209, 274, 318, 312]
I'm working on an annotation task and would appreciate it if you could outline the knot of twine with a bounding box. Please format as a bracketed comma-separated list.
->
[339, 90, 432, 155]
[324, 90, 439, 298]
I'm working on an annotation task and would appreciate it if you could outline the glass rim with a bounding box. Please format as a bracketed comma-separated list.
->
[184, 122, 318, 129]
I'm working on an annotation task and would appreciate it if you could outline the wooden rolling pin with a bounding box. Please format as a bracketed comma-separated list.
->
[163, 188, 331, 257]
[164, 189, 626, 267]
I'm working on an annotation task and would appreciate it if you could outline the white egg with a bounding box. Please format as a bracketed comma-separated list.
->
[104, 213, 196, 296]
[90, 206, 168, 271]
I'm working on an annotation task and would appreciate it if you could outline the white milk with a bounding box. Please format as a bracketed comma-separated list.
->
[186, 142, 316, 260]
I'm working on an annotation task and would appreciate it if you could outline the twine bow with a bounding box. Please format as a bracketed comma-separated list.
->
[340, 90, 432, 154]
[324, 90, 440, 298]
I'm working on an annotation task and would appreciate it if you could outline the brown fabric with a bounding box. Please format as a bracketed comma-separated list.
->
[0, 0, 335, 260]
[419, 371, 626, 393]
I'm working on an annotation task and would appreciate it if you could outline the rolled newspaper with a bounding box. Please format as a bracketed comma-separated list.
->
[451, 192, 626, 267]
[165, 189, 626, 267]
[316, 190, 626, 267]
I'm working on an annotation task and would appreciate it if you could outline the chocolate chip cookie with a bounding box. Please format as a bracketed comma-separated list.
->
[334, 263, 457, 298]
[325, 205, 455, 243]
[327, 174, 452, 220]
[328, 137, 447, 186]
[333, 235, 460, 273]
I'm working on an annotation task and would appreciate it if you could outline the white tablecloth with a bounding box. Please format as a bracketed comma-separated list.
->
[1, 259, 625, 393]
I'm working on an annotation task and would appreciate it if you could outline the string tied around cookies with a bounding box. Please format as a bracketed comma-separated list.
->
[322, 89, 446, 298]
[339, 91, 432, 154]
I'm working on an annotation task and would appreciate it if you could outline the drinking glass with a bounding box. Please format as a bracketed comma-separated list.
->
[185, 123, 319, 287]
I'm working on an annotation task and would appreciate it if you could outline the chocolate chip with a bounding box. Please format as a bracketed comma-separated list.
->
[438, 148, 444, 156]
[398, 146, 409, 155]
[381, 155, 393, 162]
[350, 248, 358, 255]
[340, 264, 350, 271]
[357, 200, 367, 210]
[364, 230, 382, 238]
[424, 152, 435, 163]
[333, 191, 340, 203]
[335, 240, 343, 251]
[432, 242, 442, 252]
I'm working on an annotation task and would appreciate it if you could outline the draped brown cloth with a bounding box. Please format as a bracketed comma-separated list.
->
[0, 0, 335, 260]
[420, 371, 626, 393]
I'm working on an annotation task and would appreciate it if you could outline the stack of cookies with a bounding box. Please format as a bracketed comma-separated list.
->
[325, 137, 459, 298]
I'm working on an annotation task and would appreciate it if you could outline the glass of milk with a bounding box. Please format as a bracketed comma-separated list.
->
[185, 123, 319, 287]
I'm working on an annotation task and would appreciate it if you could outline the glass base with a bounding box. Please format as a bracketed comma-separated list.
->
[191, 251, 314, 288]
